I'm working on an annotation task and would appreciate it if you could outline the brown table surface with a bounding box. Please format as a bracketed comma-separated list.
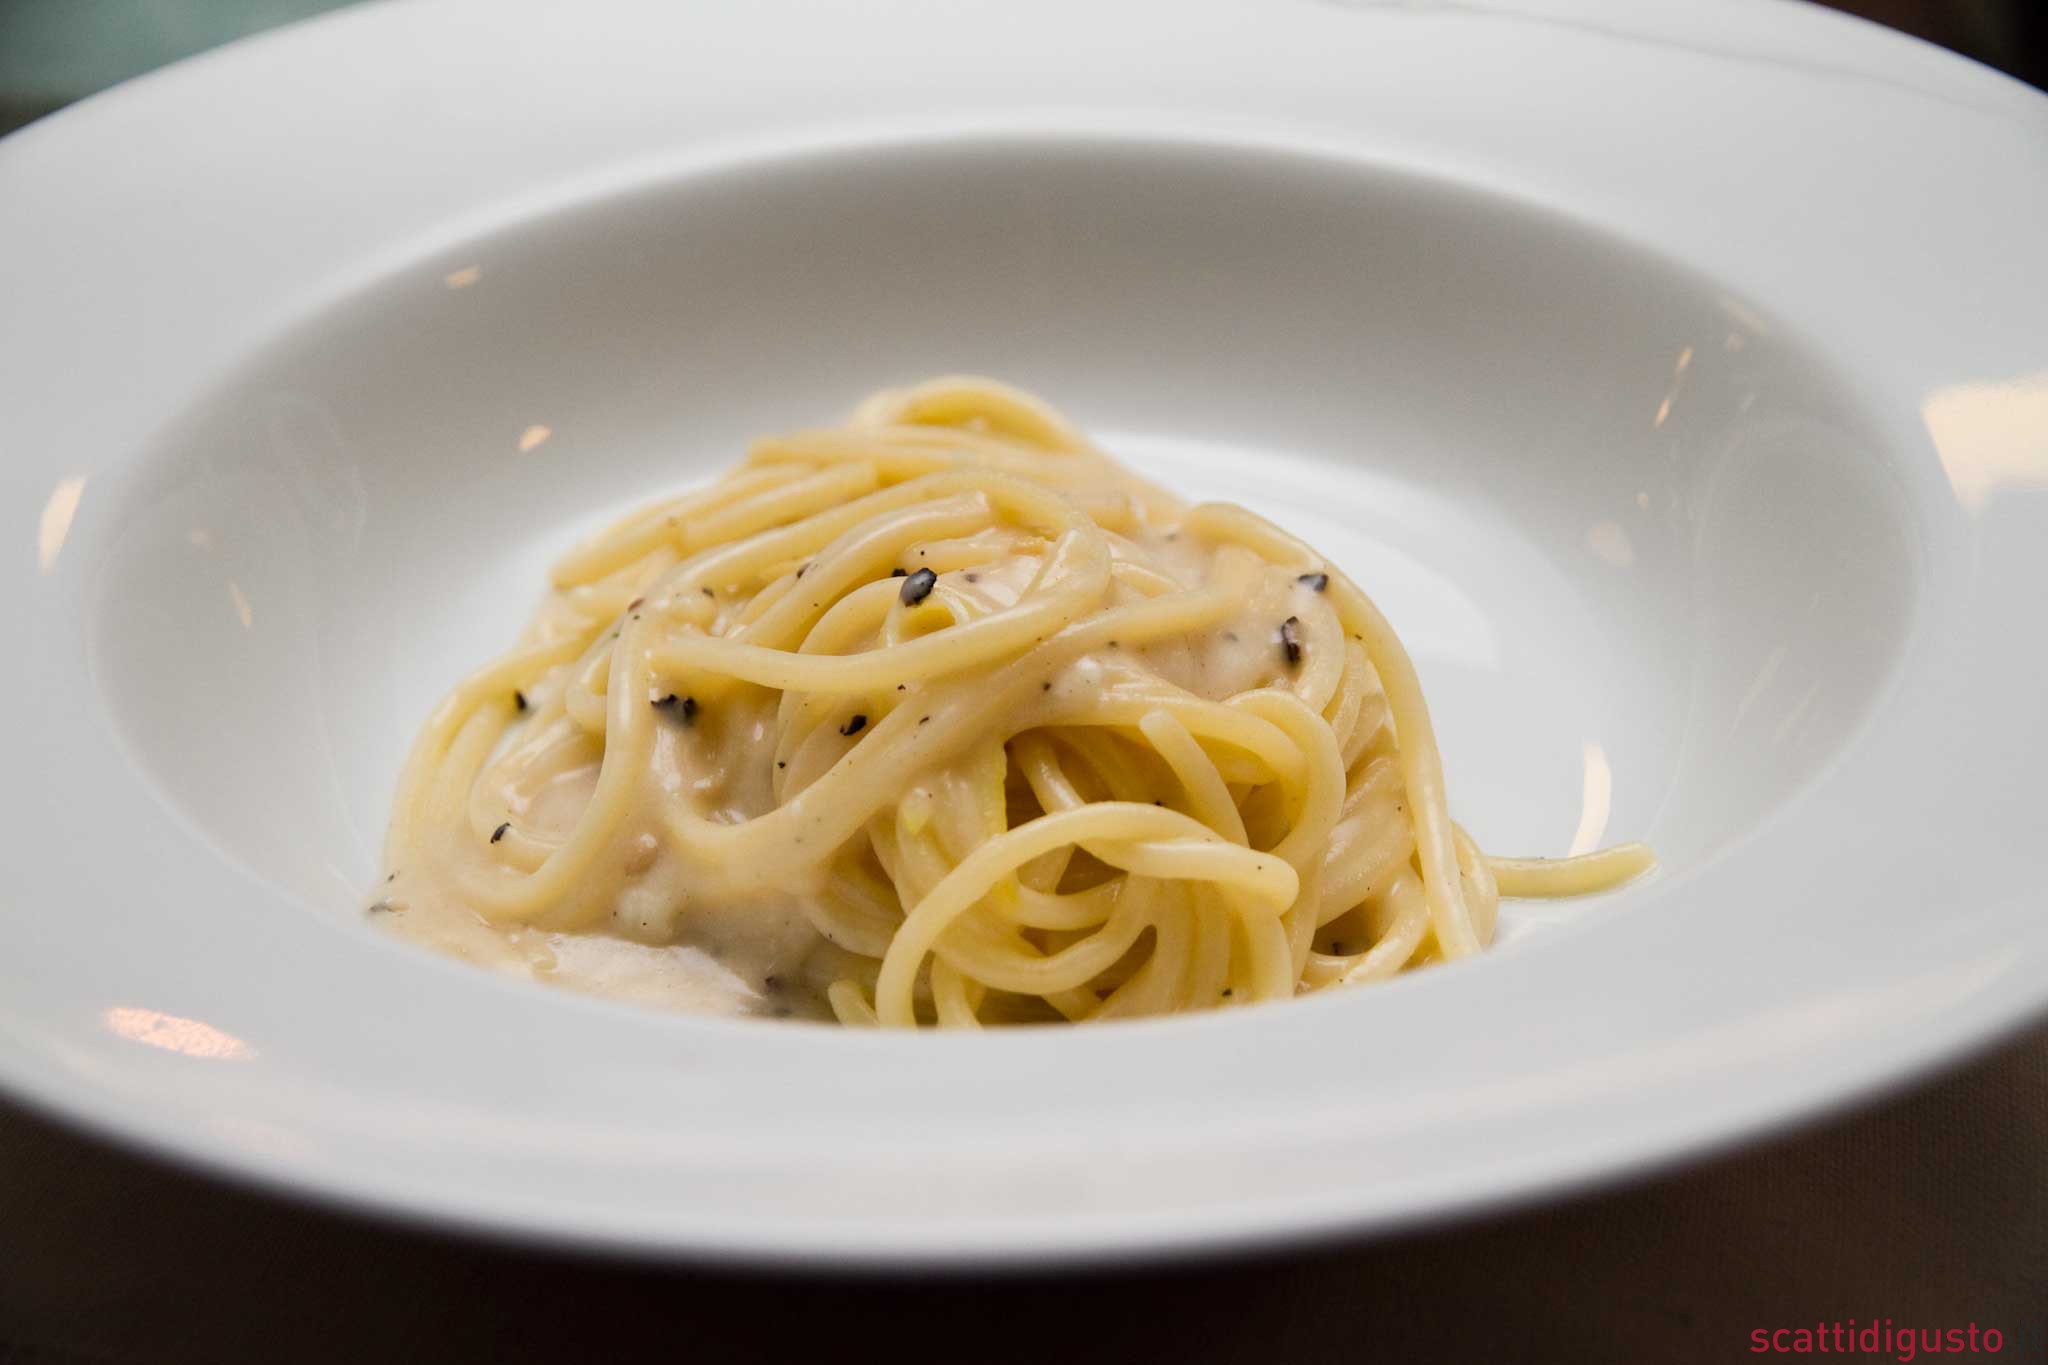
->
[3, 1019, 2042, 1363]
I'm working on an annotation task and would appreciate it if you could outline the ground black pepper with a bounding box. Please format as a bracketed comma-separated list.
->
[652, 694, 698, 725]
[1280, 616, 1303, 665]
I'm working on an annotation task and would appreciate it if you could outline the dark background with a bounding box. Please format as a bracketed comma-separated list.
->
[1816, 0, 2044, 87]
[0, 0, 2043, 135]
[2, 3, 2043, 1362]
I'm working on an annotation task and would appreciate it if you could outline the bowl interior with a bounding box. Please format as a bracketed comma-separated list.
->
[86, 138, 1918, 951]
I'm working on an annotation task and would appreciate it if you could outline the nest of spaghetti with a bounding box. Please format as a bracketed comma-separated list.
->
[385, 377, 1649, 1026]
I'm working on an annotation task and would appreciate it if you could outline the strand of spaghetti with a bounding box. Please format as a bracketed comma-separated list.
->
[428, 707, 509, 836]
[874, 803, 1297, 1026]
[814, 861, 904, 958]
[1184, 500, 1481, 958]
[650, 473, 1022, 603]
[1008, 733, 1087, 900]
[653, 530, 1104, 694]
[750, 433, 1094, 482]
[934, 878, 1159, 999]
[727, 497, 1012, 647]
[681, 461, 882, 553]
[753, 409, 1180, 522]
[1040, 693, 1305, 789]
[657, 568, 1252, 878]
[1093, 886, 1195, 1020]
[1453, 823, 1502, 945]
[1182, 893, 1233, 1007]
[560, 545, 679, 622]
[851, 374, 1094, 452]
[448, 607, 666, 921]
[1139, 710, 1248, 844]
[1235, 892, 1298, 1003]
[1283, 863, 1323, 981]
[1315, 871, 1430, 987]
[827, 979, 879, 1026]
[771, 579, 923, 742]
[931, 958, 982, 1028]
[1317, 809, 1413, 926]
[1489, 844, 1656, 897]
[383, 635, 586, 866]
[550, 463, 805, 588]
[885, 813, 1120, 1002]
[1225, 689, 1344, 873]
[464, 721, 593, 867]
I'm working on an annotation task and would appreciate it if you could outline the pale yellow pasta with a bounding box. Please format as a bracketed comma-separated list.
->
[378, 376, 1653, 1026]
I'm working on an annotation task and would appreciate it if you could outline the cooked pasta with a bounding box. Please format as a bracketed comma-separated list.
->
[377, 377, 1653, 1026]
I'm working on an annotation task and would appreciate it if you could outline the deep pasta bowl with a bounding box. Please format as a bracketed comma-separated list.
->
[2, 0, 2045, 1265]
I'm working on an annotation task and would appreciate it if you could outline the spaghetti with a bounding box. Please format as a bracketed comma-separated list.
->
[379, 377, 1653, 1026]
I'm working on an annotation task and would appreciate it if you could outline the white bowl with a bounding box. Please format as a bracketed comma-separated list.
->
[3, 0, 2045, 1266]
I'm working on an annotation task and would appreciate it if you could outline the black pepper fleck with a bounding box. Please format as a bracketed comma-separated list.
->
[964, 572, 979, 583]
[651, 694, 698, 725]
[367, 900, 395, 915]
[1297, 572, 1329, 592]
[490, 822, 510, 844]
[777, 761, 786, 769]
[763, 975, 782, 993]
[841, 714, 868, 736]
[1042, 681, 1053, 691]
[1279, 616, 1303, 666]
[891, 567, 907, 577]
[701, 586, 714, 597]
[899, 567, 937, 605]
[918, 715, 930, 725]
[513, 689, 528, 711]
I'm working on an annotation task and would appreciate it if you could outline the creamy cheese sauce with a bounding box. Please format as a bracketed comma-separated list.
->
[377, 513, 1329, 1019]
